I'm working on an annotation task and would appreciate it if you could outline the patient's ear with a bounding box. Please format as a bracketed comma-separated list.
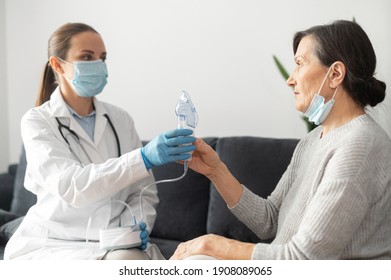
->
[329, 61, 346, 89]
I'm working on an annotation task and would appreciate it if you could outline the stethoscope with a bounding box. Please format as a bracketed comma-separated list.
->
[56, 114, 121, 164]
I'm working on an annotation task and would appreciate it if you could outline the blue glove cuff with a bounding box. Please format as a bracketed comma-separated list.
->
[140, 148, 153, 170]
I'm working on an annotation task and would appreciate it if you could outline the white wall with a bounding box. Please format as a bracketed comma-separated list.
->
[0, 0, 9, 172]
[2, 0, 391, 171]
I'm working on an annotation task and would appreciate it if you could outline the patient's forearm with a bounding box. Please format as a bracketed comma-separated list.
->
[208, 162, 244, 208]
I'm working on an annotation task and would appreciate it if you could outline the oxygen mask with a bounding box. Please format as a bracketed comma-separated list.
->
[175, 90, 198, 130]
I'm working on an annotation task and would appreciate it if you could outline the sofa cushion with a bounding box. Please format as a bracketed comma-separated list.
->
[150, 138, 217, 242]
[207, 137, 298, 243]
[0, 216, 24, 240]
[10, 146, 37, 216]
[0, 209, 20, 227]
[0, 244, 4, 260]
[0, 165, 17, 211]
[150, 237, 180, 260]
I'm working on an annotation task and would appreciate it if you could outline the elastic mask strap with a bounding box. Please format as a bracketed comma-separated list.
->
[331, 86, 339, 100]
[56, 57, 74, 81]
[316, 66, 333, 97]
[57, 57, 71, 65]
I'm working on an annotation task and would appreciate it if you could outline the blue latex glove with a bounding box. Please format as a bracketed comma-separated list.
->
[138, 222, 149, 250]
[141, 128, 195, 169]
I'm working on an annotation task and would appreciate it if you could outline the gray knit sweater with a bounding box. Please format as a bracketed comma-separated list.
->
[231, 114, 391, 259]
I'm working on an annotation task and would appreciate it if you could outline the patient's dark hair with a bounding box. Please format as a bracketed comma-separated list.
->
[293, 20, 386, 108]
[36, 23, 98, 106]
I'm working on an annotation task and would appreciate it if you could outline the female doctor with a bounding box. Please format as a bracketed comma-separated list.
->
[4, 23, 195, 260]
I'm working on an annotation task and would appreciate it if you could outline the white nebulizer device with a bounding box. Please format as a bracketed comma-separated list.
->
[86, 200, 141, 250]
[87, 91, 198, 251]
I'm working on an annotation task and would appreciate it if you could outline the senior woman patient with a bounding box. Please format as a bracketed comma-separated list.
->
[170, 20, 391, 260]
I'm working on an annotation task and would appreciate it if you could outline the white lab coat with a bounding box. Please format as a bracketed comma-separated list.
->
[5, 88, 159, 259]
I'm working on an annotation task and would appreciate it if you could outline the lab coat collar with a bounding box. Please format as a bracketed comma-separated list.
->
[49, 87, 73, 118]
[49, 87, 109, 149]
[92, 94, 110, 148]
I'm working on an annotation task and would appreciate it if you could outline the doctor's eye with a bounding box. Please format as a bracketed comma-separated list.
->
[81, 54, 93, 61]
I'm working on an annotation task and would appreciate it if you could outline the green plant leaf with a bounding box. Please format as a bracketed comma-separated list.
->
[273, 55, 290, 80]
[302, 116, 318, 132]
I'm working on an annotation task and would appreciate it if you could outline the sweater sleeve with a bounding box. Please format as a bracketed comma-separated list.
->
[230, 160, 296, 240]
[229, 135, 307, 241]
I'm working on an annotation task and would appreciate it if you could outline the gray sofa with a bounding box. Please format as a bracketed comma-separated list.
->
[0, 136, 298, 259]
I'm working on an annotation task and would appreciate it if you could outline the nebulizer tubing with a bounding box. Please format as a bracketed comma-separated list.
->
[138, 163, 189, 222]
[85, 199, 137, 243]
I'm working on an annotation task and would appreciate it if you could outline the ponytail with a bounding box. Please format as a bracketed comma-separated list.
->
[35, 62, 57, 107]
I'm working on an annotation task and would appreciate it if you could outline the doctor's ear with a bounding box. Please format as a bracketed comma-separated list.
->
[329, 61, 346, 88]
[49, 56, 65, 75]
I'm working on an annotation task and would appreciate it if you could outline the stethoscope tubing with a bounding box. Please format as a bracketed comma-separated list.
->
[103, 114, 121, 156]
[55, 114, 121, 164]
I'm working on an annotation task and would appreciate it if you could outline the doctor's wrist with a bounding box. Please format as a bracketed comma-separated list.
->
[140, 148, 152, 170]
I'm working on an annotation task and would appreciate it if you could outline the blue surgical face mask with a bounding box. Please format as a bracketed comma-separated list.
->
[59, 58, 108, 97]
[304, 66, 339, 125]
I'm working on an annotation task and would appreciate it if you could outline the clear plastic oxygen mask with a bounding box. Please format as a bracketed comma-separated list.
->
[176, 90, 198, 161]
[176, 90, 199, 131]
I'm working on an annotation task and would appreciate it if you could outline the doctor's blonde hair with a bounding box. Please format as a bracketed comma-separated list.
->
[36, 23, 99, 107]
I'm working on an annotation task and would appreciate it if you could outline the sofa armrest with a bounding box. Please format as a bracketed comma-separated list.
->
[0, 164, 18, 211]
[0, 216, 23, 241]
[0, 209, 19, 227]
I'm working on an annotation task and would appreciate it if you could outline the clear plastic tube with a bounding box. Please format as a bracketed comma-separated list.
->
[86, 199, 137, 243]
[138, 163, 188, 222]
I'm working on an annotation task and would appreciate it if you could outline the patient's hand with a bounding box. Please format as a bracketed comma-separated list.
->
[170, 234, 254, 260]
[187, 138, 223, 178]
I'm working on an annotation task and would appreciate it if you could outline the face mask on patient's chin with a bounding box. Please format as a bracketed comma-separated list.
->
[59, 58, 108, 98]
[304, 65, 339, 125]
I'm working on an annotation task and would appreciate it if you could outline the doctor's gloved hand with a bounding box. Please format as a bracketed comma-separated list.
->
[138, 222, 149, 250]
[141, 129, 195, 169]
